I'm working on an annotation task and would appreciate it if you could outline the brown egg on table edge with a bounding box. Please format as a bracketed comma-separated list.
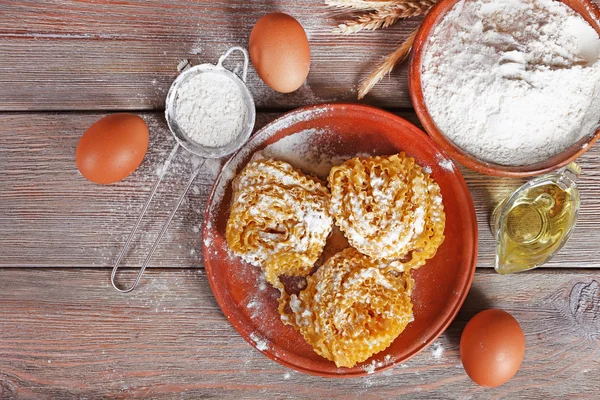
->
[460, 309, 526, 388]
[249, 12, 311, 93]
[76, 113, 149, 185]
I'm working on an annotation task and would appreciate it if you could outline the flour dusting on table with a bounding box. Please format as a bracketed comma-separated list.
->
[361, 354, 396, 374]
[431, 342, 444, 360]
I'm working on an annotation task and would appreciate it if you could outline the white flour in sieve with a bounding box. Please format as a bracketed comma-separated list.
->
[421, 0, 600, 166]
[175, 72, 247, 148]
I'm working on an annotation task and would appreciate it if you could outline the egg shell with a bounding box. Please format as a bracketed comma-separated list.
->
[460, 309, 525, 388]
[249, 13, 310, 93]
[76, 113, 149, 185]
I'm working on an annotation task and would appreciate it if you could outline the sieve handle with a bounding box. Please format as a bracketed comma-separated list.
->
[110, 144, 206, 293]
[217, 46, 250, 83]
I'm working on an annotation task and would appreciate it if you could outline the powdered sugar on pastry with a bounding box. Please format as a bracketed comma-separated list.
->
[227, 158, 332, 272]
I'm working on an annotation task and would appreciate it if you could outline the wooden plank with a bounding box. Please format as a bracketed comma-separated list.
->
[4, 0, 596, 112]
[0, 112, 276, 268]
[0, 0, 423, 111]
[1, 112, 600, 268]
[0, 268, 598, 399]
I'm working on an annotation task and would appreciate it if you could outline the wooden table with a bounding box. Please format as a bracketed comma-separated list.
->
[1, 1, 599, 398]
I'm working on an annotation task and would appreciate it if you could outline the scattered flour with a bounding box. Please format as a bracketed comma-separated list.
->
[422, 0, 600, 166]
[203, 233, 212, 248]
[204, 157, 226, 179]
[436, 155, 455, 172]
[360, 354, 396, 375]
[249, 332, 269, 351]
[189, 39, 203, 55]
[431, 341, 444, 359]
[257, 274, 268, 292]
[261, 128, 370, 179]
[362, 362, 377, 375]
[245, 297, 264, 319]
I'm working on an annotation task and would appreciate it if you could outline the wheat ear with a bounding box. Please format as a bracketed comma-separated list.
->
[334, 1, 435, 34]
[325, 0, 404, 10]
[357, 29, 418, 99]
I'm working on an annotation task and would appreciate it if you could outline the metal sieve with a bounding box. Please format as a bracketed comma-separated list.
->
[111, 46, 255, 293]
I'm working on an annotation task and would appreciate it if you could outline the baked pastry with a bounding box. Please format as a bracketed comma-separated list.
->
[328, 153, 445, 266]
[288, 248, 414, 368]
[226, 157, 333, 287]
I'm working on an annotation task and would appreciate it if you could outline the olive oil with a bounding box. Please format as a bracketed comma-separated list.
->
[493, 163, 580, 274]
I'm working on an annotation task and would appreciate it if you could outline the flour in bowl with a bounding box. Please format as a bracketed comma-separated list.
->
[421, 0, 600, 166]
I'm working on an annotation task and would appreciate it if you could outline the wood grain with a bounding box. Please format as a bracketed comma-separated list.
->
[1, 112, 600, 269]
[0, 268, 598, 399]
[0, 0, 425, 110]
[0, 2, 599, 398]
[4, 0, 596, 112]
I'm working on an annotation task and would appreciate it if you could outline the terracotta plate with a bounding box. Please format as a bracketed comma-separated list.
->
[203, 104, 478, 377]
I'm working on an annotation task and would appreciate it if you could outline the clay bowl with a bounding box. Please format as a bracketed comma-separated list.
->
[409, 0, 600, 177]
[203, 104, 478, 377]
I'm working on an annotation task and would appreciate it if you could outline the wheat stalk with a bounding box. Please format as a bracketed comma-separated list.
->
[325, 0, 404, 10]
[357, 29, 418, 99]
[334, 1, 435, 34]
[326, 0, 436, 97]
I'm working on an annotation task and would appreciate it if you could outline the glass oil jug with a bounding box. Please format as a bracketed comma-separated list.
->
[492, 163, 581, 274]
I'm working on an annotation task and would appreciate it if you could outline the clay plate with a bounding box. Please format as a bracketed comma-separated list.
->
[203, 104, 478, 377]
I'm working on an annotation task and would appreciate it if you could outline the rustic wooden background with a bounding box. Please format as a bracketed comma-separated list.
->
[1, 1, 599, 399]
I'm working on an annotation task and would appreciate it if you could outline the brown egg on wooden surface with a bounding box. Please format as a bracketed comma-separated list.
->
[249, 12, 310, 93]
[460, 309, 526, 388]
[76, 113, 149, 185]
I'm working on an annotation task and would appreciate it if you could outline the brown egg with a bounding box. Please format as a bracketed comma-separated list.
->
[250, 13, 310, 93]
[76, 113, 149, 184]
[460, 309, 525, 387]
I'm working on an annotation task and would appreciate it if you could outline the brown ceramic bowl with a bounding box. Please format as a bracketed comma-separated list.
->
[409, 0, 600, 177]
[203, 104, 478, 377]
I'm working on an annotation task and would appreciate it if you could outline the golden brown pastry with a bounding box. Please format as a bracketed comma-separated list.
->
[328, 153, 445, 267]
[288, 248, 414, 368]
[226, 157, 333, 287]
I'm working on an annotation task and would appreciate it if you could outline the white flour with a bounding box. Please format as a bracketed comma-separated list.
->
[431, 341, 444, 359]
[175, 72, 247, 148]
[261, 128, 371, 179]
[249, 332, 269, 351]
[421, 0, 600, 166]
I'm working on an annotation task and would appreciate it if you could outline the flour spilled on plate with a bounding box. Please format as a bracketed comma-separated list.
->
[249, 332, 270, 351]
[260, 128, 370, 179]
